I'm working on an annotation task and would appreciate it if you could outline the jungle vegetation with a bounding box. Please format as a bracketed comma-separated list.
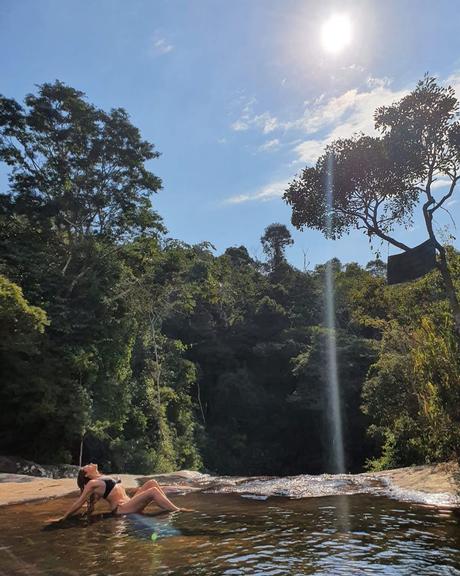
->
[0, 79, 458, 475]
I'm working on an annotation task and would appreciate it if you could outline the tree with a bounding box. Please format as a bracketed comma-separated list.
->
[224, 246, 254, 268]
[0, 81, 164, 296]
[284, 76, 460, 335]
[0, 274, 48, 343]
[0, 82, 170, 465]
[291, 325, 377, 472]
[260, 223, 294, 273]
[0, 275, 91, 461]
[362, 313, 460, 469]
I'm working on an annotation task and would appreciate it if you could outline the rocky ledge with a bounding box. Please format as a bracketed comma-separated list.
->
[0, 460, 458, 508]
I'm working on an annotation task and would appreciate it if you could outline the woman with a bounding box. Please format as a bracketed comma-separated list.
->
[60, 463, 190, 520]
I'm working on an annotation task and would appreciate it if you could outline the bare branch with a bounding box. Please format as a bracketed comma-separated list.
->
[431, 175, 459, 213]
[439, 205, 457, 230]
[62, 253, 72, 276]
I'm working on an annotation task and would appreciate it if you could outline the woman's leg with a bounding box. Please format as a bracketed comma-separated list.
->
[133, 479, 166, 498]
[116, 487, 180, 514]
[134, 479, 190, 497]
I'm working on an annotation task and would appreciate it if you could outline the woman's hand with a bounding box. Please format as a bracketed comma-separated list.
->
[46, 516, 66, 523]
[62, 479, 98, 519]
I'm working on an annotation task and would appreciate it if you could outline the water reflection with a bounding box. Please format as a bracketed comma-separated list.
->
[1, 493, 460, 575]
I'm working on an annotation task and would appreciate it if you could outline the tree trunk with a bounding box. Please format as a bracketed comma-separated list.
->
[436, 246, 460, 338]
[422, 198, 460, 338]
[78, 434, 84, 467]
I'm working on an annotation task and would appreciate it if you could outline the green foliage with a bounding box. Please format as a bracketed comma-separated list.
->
[285, 76, 459, 245]
[0, 274, 48, 341]
[291, 325, 377, 471]
[0, 83, 200, 470]
[2, 79, 459, 477]
[411, 316, 460, 460]
[260, 223, 294, 275]
[284, 76, 460, 334]
[0, 81, 163, 242]
[0, 275, 91, 462]
[362, 262, 460, 470]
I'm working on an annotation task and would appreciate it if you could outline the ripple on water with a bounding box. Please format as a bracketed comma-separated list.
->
[1, 492, 460, 575]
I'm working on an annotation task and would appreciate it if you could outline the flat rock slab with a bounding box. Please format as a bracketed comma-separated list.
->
[0, 465, 458, 508]
[0, 474, 142, 506]
[0, 474, 42, 483]
[369, 462, 460, 494]
[366, 462, 460, 507]
[0, 476, 78, 506]
[0, 471, 205, 507]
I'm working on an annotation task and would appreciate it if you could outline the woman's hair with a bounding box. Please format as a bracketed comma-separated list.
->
[77, 468, 90, 493]
[77, 467, 95, 516]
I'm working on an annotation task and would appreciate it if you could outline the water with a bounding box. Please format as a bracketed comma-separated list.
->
[1, 492, 460, 575]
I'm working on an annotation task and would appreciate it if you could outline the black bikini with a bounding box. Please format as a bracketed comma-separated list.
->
[101, 477, 121, 499]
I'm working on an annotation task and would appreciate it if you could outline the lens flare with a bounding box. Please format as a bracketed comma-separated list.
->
[321, 14, 353, 54]
[324, 153, 345, 474]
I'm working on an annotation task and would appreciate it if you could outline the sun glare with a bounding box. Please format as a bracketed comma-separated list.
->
[321, 13, 353, 54]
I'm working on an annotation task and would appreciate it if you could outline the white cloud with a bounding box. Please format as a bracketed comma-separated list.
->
[293, 139, 328, 165]
[259, 138, 280, 152]
[340, 64, 365, 73]
[230, 77, 407, 161]
[255, 112, 278, 133]
[230, 97, 278, 134]
[240, 96, 257, 114]
[291, 72, 460, 166]
[231, 112, 278, 133]
[224, 179, 289, 205]
[291, 80, 409, 165]
[366, 76, 391, 89]
[446, 71, 460, 96]
[226, 71, 460, 202]
[431, 177, 452, 189]
[231, 120, 249, 132]
[288, 89, 360, 134]
[150, 36, 174, 56]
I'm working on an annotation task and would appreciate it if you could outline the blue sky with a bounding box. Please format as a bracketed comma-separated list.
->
[1, 0, 460, 269]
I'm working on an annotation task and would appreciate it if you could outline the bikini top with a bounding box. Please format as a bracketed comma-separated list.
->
[101, 476, 121, 499]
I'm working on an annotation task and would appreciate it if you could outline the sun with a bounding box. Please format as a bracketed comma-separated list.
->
[321, 13, 353, 54]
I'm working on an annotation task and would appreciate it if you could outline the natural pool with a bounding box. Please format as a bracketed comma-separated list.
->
[1, 492, 459, 575]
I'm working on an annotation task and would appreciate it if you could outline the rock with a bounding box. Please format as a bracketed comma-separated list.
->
[0, 456, 79, 479]
[40, 464, 79, 479]
[0, 456, 19, 474]
[0, 456, 48, 477]
[0, 458, 458, 509]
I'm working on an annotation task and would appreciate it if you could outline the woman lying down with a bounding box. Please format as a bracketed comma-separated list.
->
[59, 463, 193, 519]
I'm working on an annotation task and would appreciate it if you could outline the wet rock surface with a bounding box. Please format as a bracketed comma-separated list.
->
[184, 469, 460, 506]
[0, 459, 459, 508]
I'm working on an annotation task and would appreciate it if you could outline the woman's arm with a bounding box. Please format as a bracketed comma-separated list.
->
[62, 481, 98, 519]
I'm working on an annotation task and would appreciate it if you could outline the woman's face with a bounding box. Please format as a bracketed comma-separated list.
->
[82, 463, 98, 476]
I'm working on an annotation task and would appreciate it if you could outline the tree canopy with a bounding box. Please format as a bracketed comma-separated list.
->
[1, 80, 459, 475]
[284, 76, 460, 334]
[0, 82, 162, 241]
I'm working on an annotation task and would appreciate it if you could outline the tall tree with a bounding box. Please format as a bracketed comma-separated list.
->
[0, 82, 166, 464]
[284, 77, 460, 335]
[260, 223, 294, 279]
[0, 81, 163, 295]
